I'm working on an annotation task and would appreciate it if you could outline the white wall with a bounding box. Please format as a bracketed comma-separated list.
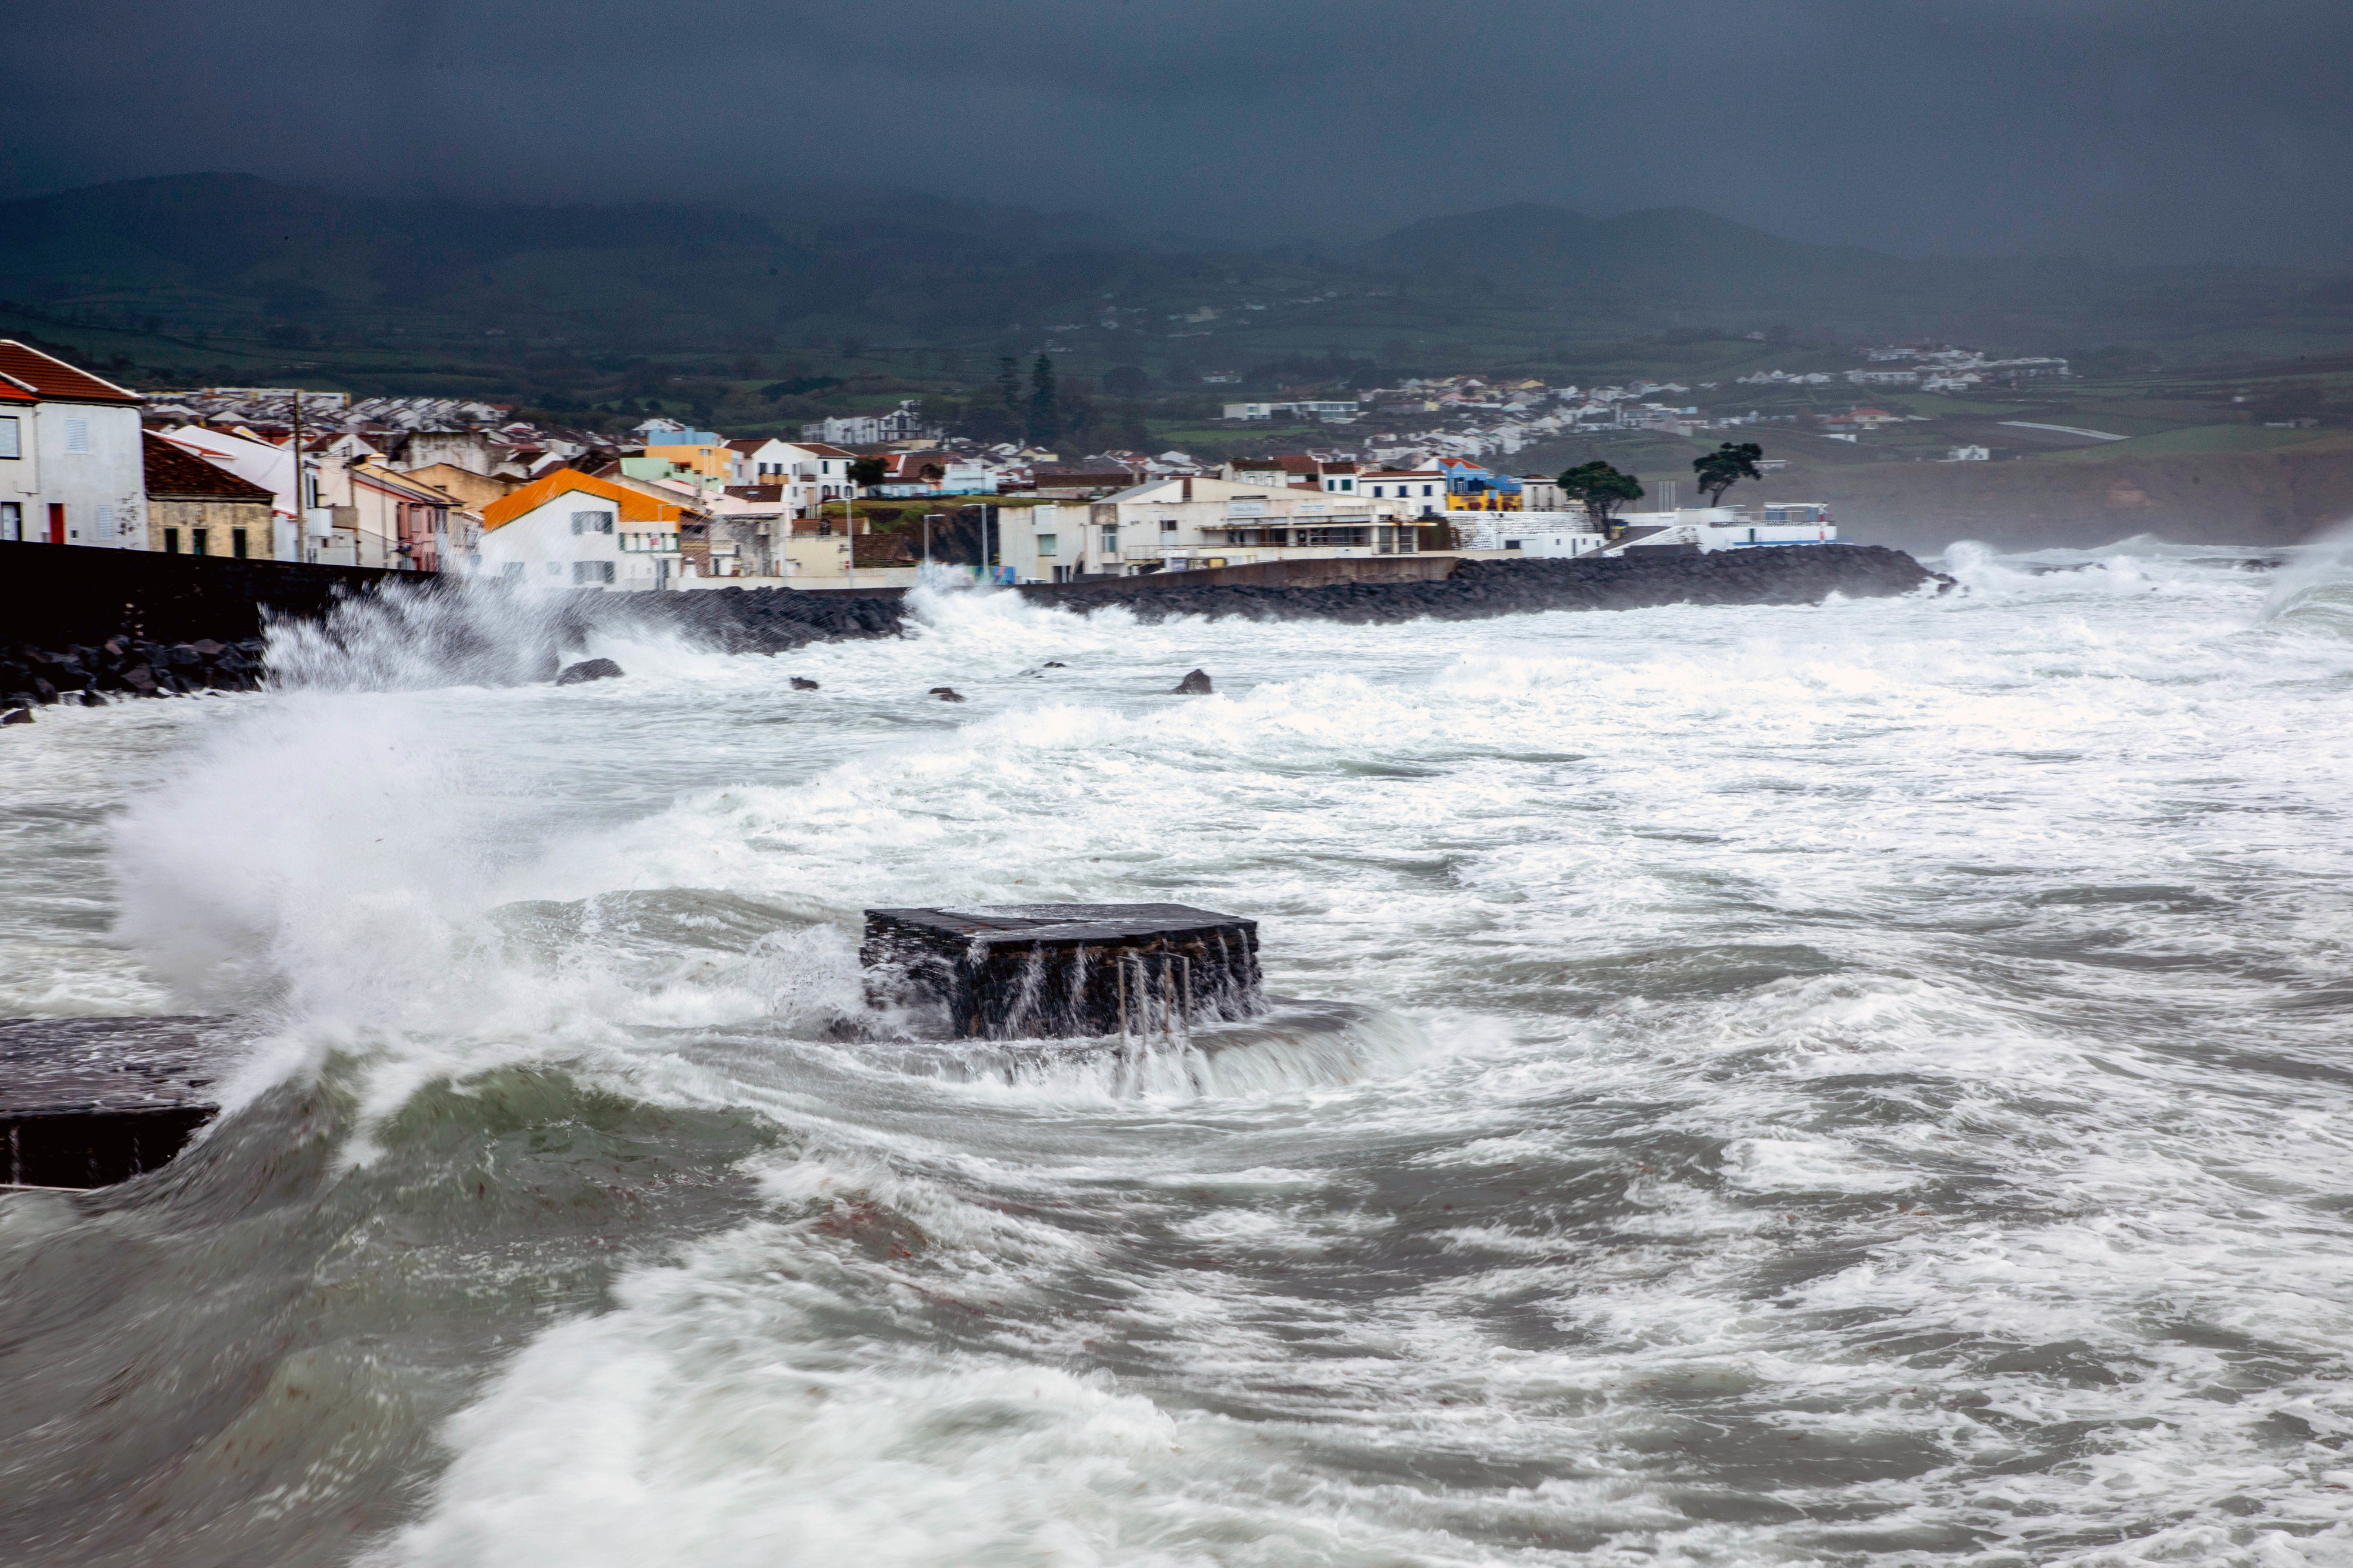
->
[996, 503, 1079, 582]
[0, 402, 144, 547]
[475, 496, 675, 590]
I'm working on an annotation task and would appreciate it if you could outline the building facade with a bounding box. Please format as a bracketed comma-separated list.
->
[141, 432, 275, 556]
[475, 471, 692, 589]
[0, 341, 147, 549]
[993, 474, 1431, 582]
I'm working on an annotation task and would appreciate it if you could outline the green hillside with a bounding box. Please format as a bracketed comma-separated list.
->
[9, 174, 2353, 472]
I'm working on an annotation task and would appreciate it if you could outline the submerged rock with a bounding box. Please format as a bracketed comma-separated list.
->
[790, 675, 819, 690]
[555, 658, 625, 686]
[929, 686, 966, 702]
[2, 708, 31, 726]
[1172, 668, 1214, 695]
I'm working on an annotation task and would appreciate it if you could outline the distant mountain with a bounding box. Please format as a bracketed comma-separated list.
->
[0, 175, 2341, 378]
[0, 173, 1152, 349]
[1359, 202, 1917, 302]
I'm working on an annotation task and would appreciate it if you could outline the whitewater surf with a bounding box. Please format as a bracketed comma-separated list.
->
[5, 546, 2352, 1566]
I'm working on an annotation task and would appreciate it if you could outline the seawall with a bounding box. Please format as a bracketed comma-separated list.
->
[0, 538, 421, 646]
[600, 545, 1942, 650]
[4, 545, 1944, 705]
[1, 541, 430, 709]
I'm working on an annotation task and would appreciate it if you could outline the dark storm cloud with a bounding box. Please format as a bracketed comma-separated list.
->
[6, 0, 2351, 263]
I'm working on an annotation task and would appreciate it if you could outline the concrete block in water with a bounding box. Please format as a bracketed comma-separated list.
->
[1, 1017, 221, 1189]
[862, 904, 1261, 1040]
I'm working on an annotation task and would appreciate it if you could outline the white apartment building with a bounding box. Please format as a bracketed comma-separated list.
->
[0, 341, 147, 549]
[991, 473, 1432, 582]
[732, 438, 857, 515]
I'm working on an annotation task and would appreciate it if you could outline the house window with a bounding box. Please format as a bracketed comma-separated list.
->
[1036, 533, 1057, 557]
[232, 528, 249, 558]
[1160, 519, 1178, 534]
[3, 502, 24, 540]
[64, 418, 93, 454]
[192, 528, 209, 555]
[96, 505, 116, 539]
[164, 528, 179, 553]
[571, 510, 615, 535]
[0, 417, 17, 459]
[1101, 526, 1118, 552]
[547, 562, 562, 576]
[504, 562, 525, 579]
[572, 560, 615, 585]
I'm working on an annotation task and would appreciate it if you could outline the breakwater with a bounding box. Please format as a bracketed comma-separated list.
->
[0, 539, 424, 712]
[2, 546, 1942, 708]
[0, 538, 418, 646]
[596, 545, 1944, 653]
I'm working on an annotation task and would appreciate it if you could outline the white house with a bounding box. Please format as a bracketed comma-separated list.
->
[1221, 400, 1361, 422]
[798, 402, 929, 445]
[474, 470, 693, 590]
[993, 473, 1432, 582]
[0, 341, 146, 549]
[1355, 469, 1448, 510]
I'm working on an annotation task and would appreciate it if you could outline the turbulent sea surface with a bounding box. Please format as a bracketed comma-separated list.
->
[6, 541, 2353, 1567]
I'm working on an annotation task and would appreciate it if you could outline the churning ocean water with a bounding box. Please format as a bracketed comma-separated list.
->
[5, 539, 2353, 1567]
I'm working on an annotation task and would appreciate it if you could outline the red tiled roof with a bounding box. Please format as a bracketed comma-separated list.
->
[0, 341, 141, 405]
[142, 433, 274, 501]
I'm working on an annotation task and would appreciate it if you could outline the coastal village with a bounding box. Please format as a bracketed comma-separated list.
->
[0, 335, 1933, 592]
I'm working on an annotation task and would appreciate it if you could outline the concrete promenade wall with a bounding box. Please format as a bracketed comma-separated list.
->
[0, 540, 425, 648]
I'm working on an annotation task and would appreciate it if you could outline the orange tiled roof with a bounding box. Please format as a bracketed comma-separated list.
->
[481, 470, 692, 532]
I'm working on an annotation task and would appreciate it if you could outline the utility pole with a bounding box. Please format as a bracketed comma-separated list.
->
[843, 460, 855, 589]
[288, 388, 305, 563]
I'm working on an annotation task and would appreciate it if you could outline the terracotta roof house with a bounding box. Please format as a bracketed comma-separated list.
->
[1, 341, 149, 548]
[478, 471, 699, 590]
[142, 431, 275, 557]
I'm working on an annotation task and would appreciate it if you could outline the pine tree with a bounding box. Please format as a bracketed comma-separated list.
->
[1026, 353, 1061, 448]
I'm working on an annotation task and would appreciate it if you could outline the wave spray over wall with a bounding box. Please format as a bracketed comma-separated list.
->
[6, 543, 2353, 1566]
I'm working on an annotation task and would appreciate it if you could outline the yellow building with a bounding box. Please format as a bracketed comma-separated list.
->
[640, 426, 731, 481]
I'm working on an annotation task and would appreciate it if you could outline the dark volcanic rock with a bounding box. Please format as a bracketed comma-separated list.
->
[555, 658, 625, 686]
[2, 709, 31, 725]
[1172, 669, 1214, 695]
[930, 686, 966, 702]
[790, 676, 819, 690]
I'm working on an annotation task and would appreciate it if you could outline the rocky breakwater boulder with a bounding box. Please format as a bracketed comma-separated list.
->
[2, 636, 269, 715]
[582, 585, 909, 655]
[1101, 545, 1947, 627]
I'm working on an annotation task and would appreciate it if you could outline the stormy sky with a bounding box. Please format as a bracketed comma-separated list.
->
[6, 0, 2350, 265]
